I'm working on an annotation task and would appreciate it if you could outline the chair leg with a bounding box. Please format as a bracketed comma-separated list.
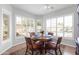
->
[45, 49, 47, 54]
[25, 45, 28, 55]
[55, 49, 58, 55]
[40, 50, 42, 55]
[59, 48, 62, 55]
[47, 49, 54, 55]
[31, 50, 34, 55]
[25, 49, 27, 55]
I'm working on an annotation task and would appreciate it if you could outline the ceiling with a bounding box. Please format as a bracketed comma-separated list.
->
[12, 4, 74, 16]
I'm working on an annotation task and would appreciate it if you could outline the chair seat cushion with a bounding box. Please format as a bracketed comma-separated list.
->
[35, 41, 44, 46]
[46, 42, 60, 49]
[33, 44, 40, 49]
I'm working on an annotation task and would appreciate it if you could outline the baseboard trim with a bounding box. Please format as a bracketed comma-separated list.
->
[0, 42, 25, 55]
[13, 41, 25, 47]
[61, 43, 76, 48]
[0, 45, 12, 55]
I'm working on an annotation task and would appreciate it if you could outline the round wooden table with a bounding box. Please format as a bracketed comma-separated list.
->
[32, 37, 52, 54]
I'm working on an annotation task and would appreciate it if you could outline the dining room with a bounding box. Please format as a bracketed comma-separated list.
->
[0, 4, 78, 55]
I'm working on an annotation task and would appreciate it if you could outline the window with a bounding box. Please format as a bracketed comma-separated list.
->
[64, 15, 73, 37]
[16, 16, 35, 36]
[16, 16, 26, 36]
[2, 9, 10, 41]
[26, 18, 35, 32]
[3, 14, 9, 40]
[50, 18, 56, 36]
[46, 14, 73, 39]
[57, 17, 63, 37]
[46, 18, 57, 36]
[36, 19, 42, 32]
[46, 19, 51, 32]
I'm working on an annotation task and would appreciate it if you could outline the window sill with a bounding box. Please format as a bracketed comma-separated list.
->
[16, 35, 25, 39]
[2, 39, 9, 44]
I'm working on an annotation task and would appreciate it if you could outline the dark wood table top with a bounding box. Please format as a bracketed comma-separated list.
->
[31, 36, 52, 42]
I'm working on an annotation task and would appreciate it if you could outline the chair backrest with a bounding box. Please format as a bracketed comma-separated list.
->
[25, 37, 33, 49]
[56, 37, 62, 46]
[30, 32, 35, 37]
[75, 38, 79, 47]
[48, 32, 53, 36]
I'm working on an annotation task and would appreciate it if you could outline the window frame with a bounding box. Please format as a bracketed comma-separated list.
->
[45, 14, 74, 39]
[2, 8, 11, 42]
[15, 15, 36, 37]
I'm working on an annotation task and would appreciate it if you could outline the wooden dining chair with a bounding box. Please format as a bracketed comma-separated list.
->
[75, 38, 79, 55]
[25, 37, 41, 55]
[48, 32, 54, 36]
[30, 32, 35, 37]
[75, 42, 79, 55]
[46, 37, 62, 55]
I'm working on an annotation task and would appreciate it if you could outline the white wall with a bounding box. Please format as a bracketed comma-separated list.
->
[0, 4, 12, 54]
[43, 5, 78, 47]
[77, 5, 79, 37]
